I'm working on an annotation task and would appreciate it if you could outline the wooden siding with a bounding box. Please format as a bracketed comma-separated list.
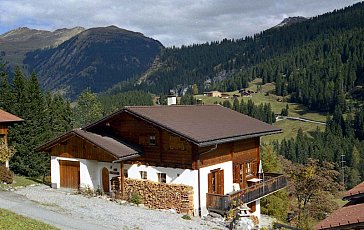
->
[93, 113, 195, 169]
[60, 160, 80, 189]
[50, 135, 116, 162]
[197, 137, 259, 168]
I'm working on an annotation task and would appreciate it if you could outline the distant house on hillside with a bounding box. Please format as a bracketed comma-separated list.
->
[0, 109, 23, 168]
[37, 105, 286, 222]
[204, 91, 222, 97]
[315, 181, 364, 230]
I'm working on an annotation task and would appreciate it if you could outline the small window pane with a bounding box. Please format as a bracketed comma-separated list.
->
[140, 171, 147, 180]
[158, 173, 166, 183]
[149, 136, 156, 145]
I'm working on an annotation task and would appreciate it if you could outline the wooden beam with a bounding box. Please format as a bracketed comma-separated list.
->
[121, 162, 125, 199]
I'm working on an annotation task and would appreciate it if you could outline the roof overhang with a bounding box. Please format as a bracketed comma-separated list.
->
[84, 107, 282, 147]
[36, 129, 142, 161]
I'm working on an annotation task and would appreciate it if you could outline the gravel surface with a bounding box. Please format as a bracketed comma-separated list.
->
[15, 185, 225, 230]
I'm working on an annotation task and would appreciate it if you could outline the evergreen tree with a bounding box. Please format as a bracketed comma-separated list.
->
[73, 89, 103, 128]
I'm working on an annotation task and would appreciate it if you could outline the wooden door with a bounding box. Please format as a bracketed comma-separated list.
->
[102, 167, 110, 193]
[208, 169, 224, 195]
[59, 160, 80, 189]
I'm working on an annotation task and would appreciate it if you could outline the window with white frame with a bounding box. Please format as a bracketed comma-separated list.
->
[140, 171, 147, 180]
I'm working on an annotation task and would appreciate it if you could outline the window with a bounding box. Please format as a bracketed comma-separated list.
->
[124, 169, 128, 178]
[246, 162, 252, 175]
[149, 135, 156, 145]
[140, 171, 147, 180]
[158, 173, 167, 183]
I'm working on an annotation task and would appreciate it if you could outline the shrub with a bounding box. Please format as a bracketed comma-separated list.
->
[130, 192, 142, 205]
[0, 165, 13, 184]
[78, 185, 94, 197]
[181, 214, 191, 220]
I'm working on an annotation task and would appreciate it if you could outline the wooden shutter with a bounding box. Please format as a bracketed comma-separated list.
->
[217, 170, 224, 195]
[208, 172, 213, 193]
[233, 163, 240, 183]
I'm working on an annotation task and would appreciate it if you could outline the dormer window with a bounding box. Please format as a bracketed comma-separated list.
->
[149, 135, 156, 145]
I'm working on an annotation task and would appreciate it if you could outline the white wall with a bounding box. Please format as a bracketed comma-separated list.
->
[199, 161, 233, 216]
[51, 156, 120, 191]
[125, 164, 199, 213]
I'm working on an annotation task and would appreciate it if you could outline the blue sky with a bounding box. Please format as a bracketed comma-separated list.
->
[0, 0, 361, 46]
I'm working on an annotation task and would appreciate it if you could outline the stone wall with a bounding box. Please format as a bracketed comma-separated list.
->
[111, 177, 194, 215]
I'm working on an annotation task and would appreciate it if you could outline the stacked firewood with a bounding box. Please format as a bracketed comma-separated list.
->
[111, 177, 194, 214]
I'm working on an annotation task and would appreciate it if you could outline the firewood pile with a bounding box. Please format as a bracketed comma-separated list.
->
[111, 177, 194, 214]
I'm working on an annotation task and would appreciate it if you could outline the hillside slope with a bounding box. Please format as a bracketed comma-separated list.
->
[23, 26, 163, 97]
[0, 27, 85, 67]
[122, 2, 364, 101]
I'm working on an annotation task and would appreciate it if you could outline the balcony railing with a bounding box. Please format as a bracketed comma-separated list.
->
[206, 173, 287, 214]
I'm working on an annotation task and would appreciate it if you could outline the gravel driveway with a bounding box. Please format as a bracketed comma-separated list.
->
[11, 185, 224, 230]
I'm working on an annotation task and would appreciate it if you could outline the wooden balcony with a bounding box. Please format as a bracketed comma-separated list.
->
[206, 173, 287, 215]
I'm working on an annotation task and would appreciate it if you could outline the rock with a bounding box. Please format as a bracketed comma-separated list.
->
[138, 204, 145, 208]
[168, 209, 176, 214]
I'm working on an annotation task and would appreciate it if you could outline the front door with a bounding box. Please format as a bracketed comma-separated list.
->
[102, 167, 110, 193]
[208, 169, 224, 195]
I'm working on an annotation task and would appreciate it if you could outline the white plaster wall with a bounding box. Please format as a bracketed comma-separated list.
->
[199, 161, 233, 216]
[50, 156, 60, 188]
[246, 199, 261, 223]
[50, 157, 120, 191]
[125, 164, 199, 214]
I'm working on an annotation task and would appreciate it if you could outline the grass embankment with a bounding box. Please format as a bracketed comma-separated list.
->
[0, 208, 59, 230]
[0, 176, 41, 190]
[195, 78, 327, 143]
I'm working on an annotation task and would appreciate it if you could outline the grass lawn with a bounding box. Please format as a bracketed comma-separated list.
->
[195, 79, 328, 142]
[0, 208, 58, 230]
[262, 119, 325, 143]
[0, 176, 41, 190]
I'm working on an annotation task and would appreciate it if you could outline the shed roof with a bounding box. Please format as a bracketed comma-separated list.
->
[37, 129, 141, 160]
[0, 109, 23, 123]
[86, 105, 281, 146]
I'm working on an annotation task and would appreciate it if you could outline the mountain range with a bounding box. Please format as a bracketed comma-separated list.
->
[0, 2, 363, 103]
[0, 26, 162, 98]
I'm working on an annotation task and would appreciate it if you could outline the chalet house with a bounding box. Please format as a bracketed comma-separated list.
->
[0, 109, 23, 168]
[204, 91, 222, 97]
[315, 181, 364, 230]
[37, 105, 287, 219]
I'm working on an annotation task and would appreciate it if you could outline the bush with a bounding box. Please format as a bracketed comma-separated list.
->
[130, 192, 142, 205]
[0, 165, 13, 184]
[181, 214, 191, 220]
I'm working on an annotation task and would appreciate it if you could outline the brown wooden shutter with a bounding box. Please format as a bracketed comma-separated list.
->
[233, 164, 240, 183]
[208, 172, 213, 193]
[217, 170, 224, 195]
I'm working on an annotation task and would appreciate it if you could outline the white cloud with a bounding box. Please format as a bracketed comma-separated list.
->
[0, 0, 361, 46]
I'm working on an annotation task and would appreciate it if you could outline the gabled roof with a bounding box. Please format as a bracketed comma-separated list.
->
[85, 105, 281, 147]
[37, 129, 141, 160]
[314, 202, 364, 230]
[0, 109, 23, 123]
[343, 181, 364, 200]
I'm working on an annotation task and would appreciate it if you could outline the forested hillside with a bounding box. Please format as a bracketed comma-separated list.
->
[116, 2, 364, 114]
[0, 64, 154, 177]
[23, 26, 163, 98]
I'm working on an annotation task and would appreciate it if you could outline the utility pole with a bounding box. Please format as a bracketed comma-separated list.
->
[341, 154, 346, 186]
